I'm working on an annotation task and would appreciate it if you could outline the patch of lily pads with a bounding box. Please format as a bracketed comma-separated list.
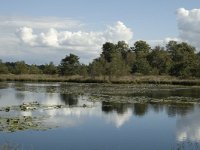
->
[0, 101, 91, 113]
[0, 115, 51, 132]
[0, 101, 92, 132]
[1, 82, 200, 132]
[89, 94, 200, 105]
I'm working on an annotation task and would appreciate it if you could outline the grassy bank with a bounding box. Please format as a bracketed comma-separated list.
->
[0, 74, 200, 86]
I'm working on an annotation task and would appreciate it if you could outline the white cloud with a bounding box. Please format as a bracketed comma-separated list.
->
[40, 28, 59, 47]
[0, 15, 133, 64]
[104, 21, 133, 43]
[14, 21, 133, 63]
[176, 110, 200, 142]
[176, 8, 200, 50]
[104, 109, 132, 128]
[0, 16, 82, 29]
[17, 27, 38, 46]
[16, 21, 133, 56]
[141, 8, 200, 50]
[0, 16, 84, 64]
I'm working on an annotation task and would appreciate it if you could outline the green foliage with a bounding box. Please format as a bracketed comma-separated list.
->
[78, 64, 88, 77]
[116, 41, 129, 59]
[102, 42, 116, 62]
[43, 62, 58, 75]
[132, 59, 152, 75]
[90, 41, 130, 77]
[0, 60, 9, 74]
[107, 52, 130, 77]
[5, 62, 15, 74]
[167, 41, 196, 77]
[1, 40, 200, 78]
[89, 40, 200, 77]
[124, 50, 136, 67]
[148, 46, 172, 74]
[89, 58, 107, 77]
[191, 54, 200, 77]
[133, 40, 151, 58]
[59, 54, 80, 76]
[14, 61, 29, 74]
[29, 65, 42, 74]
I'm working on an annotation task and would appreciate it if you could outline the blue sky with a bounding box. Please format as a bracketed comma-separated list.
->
[0, 0, 200, 64]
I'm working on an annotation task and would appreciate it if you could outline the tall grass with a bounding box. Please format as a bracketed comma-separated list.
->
[1, 74, 200, 86]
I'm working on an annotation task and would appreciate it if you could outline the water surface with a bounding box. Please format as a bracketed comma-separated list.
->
[0, 82, 200, 150]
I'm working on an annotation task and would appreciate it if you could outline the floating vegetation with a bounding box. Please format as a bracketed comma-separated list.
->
[0, 101, 91, 113]
[19, 101, 40, 111]
[89, 94, 200, 105]
[0, 116, 51, 132]
[1, 82, 200, 134]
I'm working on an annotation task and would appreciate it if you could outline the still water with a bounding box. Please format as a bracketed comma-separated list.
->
[0, 82, 200, 150]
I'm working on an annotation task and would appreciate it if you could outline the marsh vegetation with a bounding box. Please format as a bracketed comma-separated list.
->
[1, 40, 200, 85]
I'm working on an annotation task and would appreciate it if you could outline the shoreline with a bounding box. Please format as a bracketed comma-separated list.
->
[0, 74, 200, 86]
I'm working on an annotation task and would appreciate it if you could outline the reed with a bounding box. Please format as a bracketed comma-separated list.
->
[0, 74, 200, 86]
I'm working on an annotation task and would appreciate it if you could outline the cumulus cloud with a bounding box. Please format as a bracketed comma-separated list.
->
[40, 28, 60, 47]
[17, 27, 38, 46]
[143, 8, 200, 50]
[104, 21, 133, 43]
[176, 8, 200, 50]
[0, 16, 87, 64]
[16, 21, 133, 55]
[0, 15, 133, 64]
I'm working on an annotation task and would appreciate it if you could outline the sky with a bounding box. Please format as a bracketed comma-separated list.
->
[0, 0, 200, 64]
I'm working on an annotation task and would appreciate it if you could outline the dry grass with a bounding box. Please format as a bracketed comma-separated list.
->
[0, 74, 200, 86]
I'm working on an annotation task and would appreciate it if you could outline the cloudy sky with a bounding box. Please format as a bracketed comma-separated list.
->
[0, 0, 200, 64]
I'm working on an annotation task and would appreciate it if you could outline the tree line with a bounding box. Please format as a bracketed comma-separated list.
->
[1, 40, 200, 77]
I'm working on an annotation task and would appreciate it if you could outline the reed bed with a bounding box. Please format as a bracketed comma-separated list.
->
[0, 74, 200, 86]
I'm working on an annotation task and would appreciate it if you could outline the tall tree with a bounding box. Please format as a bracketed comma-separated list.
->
[101, 42, 116, 62]
[191, 53, 200, 77]
[116, 41, 129, 59]
[167, 41, 196, 77]
[43, 62, 58, 75]
[89, 58, 107, 77]
[78, 64, 88, 77]
[29, 65, 42, 74]
[133, 40, 151, 59]
[14, 61, 29, 74]
[131, 40, 152, 74]
[107, 52, 130, 77]
[59, 54, 80, 76]
[148, 46, 172, 74]
[132, 59, 152, 75]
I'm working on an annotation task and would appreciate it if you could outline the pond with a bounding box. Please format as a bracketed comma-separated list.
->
[0, 82, 200, 150]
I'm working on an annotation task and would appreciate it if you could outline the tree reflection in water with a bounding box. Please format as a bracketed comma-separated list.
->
[101, 101, 131, 114]
[102, 102, 149, 116]
[102, 101, 195, 117]
[59, 93, 78, 106]
[133, 103, 148, 116]
[15, 92, 25, 101]
[166, 103, 194, 117]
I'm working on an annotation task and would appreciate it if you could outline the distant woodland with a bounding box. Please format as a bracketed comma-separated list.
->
[1, 40, 200, 78]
